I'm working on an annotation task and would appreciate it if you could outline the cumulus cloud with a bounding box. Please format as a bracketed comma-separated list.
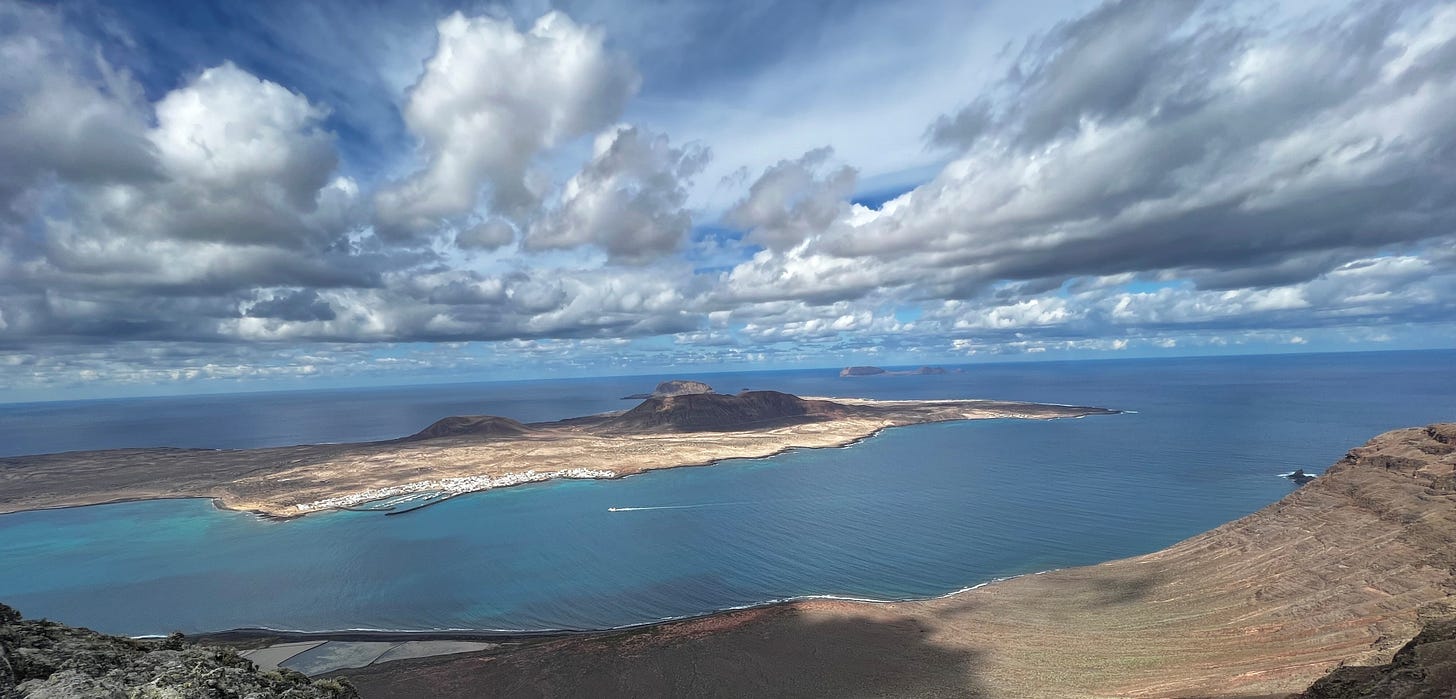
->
[245, 289, 337, 322]
[720, 0, 1456, 312]
[4, 0, 1456, 396]
[151, 63, 338, 222]
[0, 4, 158, 224]
[0, 17, 382, 348]
[455, 218, 516, 251]
[725, 147, 857, 252]
[524, 126, 709, 264]
[373, 11, 640, 239]
[30, 61, 366, 289]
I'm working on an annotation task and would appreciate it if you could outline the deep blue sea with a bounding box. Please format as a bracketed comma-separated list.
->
[1, 350, 1452, 636]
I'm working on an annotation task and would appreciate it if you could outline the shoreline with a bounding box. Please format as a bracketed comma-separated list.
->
[330, 423, 1456, 698]
[188, 569, 1050, 646]
[0, 412, 1109, 524]
[250, 410, 1116, 520]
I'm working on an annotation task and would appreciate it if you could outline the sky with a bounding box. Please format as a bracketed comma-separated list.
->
[1, 0, 1454, 401]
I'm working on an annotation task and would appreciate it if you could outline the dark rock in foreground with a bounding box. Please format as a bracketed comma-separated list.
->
[1299, 614, 1456, 698]
[0, 603, 356, 698]
[1286, 468, 1317, 485]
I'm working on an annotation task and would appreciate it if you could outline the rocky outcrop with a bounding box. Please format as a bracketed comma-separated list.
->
[398, 415, 536, 442]
[839, 366, 887, 377]
[0, 603, 356, 698]
[621, 379, 714, 399]
[1299, 613, 1456, 698]
[605, 390, 860, 433]
[1286, 468, 1317, 484]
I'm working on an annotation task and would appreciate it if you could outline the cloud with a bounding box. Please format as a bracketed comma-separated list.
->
[720, 0, 1456, 311]
[151, 62, 338, 220]
[372, 11, 640, 239]
[245, 289, 337, 322]
[523, 126, 709, 264]
[29, 61, 366, 291]
[4, 0, 1456, 397]
[455, 218, 516, 251]
[0, 3, 159, 222]
[725, 147, 857, 252]
[924, 97, 993, 151]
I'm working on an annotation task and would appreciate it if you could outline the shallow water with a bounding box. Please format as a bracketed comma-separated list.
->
[1, 351, 1452, 636]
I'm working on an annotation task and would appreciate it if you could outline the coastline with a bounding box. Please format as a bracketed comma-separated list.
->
[193, 570, 1049, 645]
[330, 423, 1456, 698]
[0, 394, 1116, 520]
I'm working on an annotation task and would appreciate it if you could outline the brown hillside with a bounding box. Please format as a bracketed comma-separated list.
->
[604, 390, 862, 433]
[398, 415, 537, 442]
[339, 423, 1456, 698]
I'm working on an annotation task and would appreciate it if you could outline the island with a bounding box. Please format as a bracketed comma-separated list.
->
[0, 390, 1114, 519]
[330, 423, 1456, 698]
[620, 379, 714, 399]
[839, 365, 952, 377]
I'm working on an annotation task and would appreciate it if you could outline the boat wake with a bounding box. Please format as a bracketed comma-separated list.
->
[608, 502, 752, 513]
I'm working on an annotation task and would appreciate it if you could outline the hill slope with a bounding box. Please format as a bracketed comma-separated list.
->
[339, 424, 1456, 698]
[602, 390, 860, 432]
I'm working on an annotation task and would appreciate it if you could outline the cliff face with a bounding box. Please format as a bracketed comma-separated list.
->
[338, 423, 1456, 699]
[605, 390, 860, 433]
[0, 604, 355, 698]
[1299, 614, 1456, 699]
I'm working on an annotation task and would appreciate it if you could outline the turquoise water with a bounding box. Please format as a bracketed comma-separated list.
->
[1, 351, 1453, 636]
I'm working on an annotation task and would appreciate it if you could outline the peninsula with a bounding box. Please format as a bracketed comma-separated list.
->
[0, 390, 1112, 519]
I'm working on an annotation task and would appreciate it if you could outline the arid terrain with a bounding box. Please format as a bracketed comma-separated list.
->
[333, 423, 1456, 698]
[0, 391, 1111, 518]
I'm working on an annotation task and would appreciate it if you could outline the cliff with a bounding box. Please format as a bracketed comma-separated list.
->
[338, 423, 1456, 698]
[0, 603, 356, 698]
[1299, 613, 1456, 698]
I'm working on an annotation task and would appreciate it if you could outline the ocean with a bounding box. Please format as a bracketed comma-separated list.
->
[1, 350, 1452, 636]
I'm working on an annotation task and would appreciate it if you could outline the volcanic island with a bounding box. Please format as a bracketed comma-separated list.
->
[0, 388, 1113, 519]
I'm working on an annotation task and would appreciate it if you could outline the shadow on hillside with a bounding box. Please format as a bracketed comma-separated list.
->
[337, 608, 994, 698]
[1089, 571, 1163, 607]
